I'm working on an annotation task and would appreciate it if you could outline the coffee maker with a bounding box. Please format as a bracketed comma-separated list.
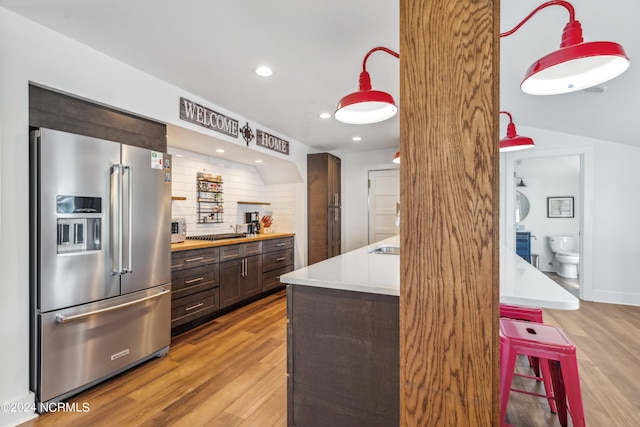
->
[245, 211, 261, 235]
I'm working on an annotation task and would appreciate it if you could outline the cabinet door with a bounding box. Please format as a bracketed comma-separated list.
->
[241, 255, 262, 298]
[328, 154, 341, 207]
[219, 259, 243, 308]
[327, 207, 341, 259]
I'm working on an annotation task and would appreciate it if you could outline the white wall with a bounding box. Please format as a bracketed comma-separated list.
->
[168, 147, 303, 268]
[514, 156, 581, 272]
[169, 147, 270, 234]
[0, 8, 309, 426]
[341, 148, 400, 252]
[501, 124, 640, 306]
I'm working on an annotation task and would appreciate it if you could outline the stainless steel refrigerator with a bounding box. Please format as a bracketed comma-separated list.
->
[30, 128, 172, 410]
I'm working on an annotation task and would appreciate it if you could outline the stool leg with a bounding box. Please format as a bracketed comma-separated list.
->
[559, 354, 586, 427]
[500, 338, 518, 426]
[538, 357, 557, 413]
[530, 356, 541, 378]
[549, 361, 568, 426]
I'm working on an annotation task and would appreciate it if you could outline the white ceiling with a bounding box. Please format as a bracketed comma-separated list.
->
[2, 0, 638, 156]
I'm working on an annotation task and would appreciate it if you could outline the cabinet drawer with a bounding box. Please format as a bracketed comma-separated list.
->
[262, 237, 294, 253]
[262, 248, 294, 272]
[220, 241, 263, 261]
[171, 263, 219, 299]
[244, 241, 262, 256]
[262, 265, 293, 291]
[171, 288, 220, 327]
[171, 247, 218, 271]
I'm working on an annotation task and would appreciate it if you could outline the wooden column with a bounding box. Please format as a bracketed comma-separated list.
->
[399, 0, 500, 425]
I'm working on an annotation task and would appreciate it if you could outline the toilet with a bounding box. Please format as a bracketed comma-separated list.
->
[547, 236, 580, 279]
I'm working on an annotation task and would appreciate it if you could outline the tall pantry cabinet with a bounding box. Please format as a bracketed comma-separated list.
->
[307, 153, 341, 265]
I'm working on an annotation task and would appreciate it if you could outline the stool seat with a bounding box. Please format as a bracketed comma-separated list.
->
[501, 317, 574, 350]
[500, 318, 585, 427]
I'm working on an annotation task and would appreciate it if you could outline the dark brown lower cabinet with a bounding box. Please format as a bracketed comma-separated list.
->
[171, 235, 294, 335]
[262, 236, 295, 292]
[219, 255, 262, 308]
[287, 285, 399, 427]
[170, 248, 219, 331]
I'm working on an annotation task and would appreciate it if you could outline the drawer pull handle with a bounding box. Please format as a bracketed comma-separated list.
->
[276, 257, 286, 262]
[276, 243, 286, 247]
[185, 277, 204, 284]
[186, 256, 204, 262]
[185, 302, 205, 311]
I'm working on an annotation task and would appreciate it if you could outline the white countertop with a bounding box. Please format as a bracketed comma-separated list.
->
[280, 236, 579, 310]
[281, 236, 401, 296]
[499, 247, 579, 310]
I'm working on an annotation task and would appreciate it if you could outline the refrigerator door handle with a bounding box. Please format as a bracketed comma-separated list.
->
[122, 165, 133, 274]
[110, 165, 123, 275]
[55, 288, 170, 324]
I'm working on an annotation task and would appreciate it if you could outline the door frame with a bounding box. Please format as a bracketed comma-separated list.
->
[503, 147, 594, 301]
[367, 168, 400, 245]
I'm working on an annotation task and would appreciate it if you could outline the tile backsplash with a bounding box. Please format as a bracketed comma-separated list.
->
[169, 147, 295, 236]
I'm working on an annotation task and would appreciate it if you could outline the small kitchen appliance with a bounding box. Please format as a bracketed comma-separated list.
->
[245, 211, 261, 235]
[171, 217, 187, 243]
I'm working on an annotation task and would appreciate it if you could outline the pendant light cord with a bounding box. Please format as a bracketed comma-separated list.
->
[362, 47, 400, 73]
[500, 0, 576, 38]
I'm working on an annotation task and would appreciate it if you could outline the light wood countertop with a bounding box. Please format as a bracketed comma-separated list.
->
[171, 232, 295, 252]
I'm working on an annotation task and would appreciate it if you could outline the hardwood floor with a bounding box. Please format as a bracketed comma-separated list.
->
[20, 290, 640, 426]
[505, 301, 640, 426]
[20, 290, 288, 427]
[544, 272, 580, 299]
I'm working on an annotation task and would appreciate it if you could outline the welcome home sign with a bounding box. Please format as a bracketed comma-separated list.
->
[179, 97, 239, 138]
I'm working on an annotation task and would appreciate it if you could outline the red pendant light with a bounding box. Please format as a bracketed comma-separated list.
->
[499, 111, 535, 152]
[336, 1, 629, 125]
[501, 1, 630, 95]
[335, 47, 399, 124]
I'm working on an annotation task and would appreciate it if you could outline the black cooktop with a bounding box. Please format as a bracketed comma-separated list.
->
[186, 233, 247, 241]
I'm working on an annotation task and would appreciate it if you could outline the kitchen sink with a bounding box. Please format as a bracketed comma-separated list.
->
[368, 244, 400, 255]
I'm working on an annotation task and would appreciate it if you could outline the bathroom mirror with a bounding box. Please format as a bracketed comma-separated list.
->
[515, 191, 530, 223]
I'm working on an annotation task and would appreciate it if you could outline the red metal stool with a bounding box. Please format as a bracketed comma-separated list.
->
[500, 318, 585, 427]
[499, 304, 546, 384]
[499, 304, 544, 323]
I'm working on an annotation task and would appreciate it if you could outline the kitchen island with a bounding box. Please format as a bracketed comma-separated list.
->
[281, 236, 578, 426]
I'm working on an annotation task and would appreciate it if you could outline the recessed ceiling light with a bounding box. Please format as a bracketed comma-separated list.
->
[174, 154, 184, 158]
[352, 136, 362, 142]
[215, 149, 225, 153]
[318, 112, 331, 119]
[255, 159, 263, 163]
[255, 66, 273, 77]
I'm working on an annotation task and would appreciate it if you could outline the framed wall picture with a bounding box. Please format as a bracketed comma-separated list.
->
[547, 196, 574, 218]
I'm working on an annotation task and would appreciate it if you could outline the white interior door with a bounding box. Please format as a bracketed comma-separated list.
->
[368, 169, 400, 244]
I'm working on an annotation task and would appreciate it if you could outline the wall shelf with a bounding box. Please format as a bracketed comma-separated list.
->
[171, 196, 187, 201]
[238, 201, 271, 205]
[197, 177, 224, 224]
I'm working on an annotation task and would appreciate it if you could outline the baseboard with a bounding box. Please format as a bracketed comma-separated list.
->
[591, 290, 640, 307]
[0, 391, 37, 427]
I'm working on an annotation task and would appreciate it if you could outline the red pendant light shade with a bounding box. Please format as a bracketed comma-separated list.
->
[501, 1, 630, 95]
[499, 111, 535, 152]
[392, 151, 400, 164]
[335, 47, 400, 124]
